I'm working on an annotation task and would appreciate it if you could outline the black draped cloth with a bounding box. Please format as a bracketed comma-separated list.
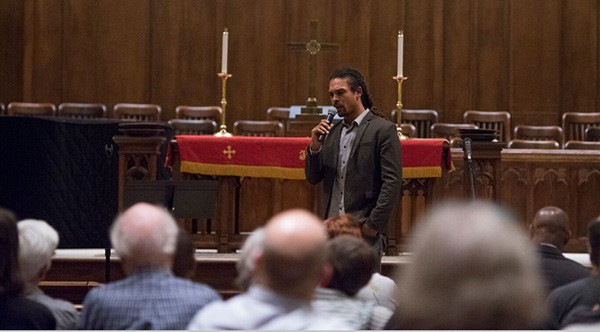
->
[0, 116, 120, 248]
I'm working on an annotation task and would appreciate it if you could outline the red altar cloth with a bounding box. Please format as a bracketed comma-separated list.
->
[177, 136, 450, 180]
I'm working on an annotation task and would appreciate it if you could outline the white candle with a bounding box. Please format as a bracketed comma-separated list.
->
[397, 31, 404, 77]
[221, 28, 229, 74]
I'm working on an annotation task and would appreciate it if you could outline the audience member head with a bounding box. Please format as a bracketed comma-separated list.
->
[392, 200, 547, 330]
[587, 218, 600, 268]
[323, 214, 362, 239]
[235, 227, 265, 291]
[0, 208, 23, 296]
[110, 203, 179, 274]
[324, 235, 375, 296]
[17, 219, 59, 289]
[172, 230, 196, 279]
[254, 209, 329, 301]
[530, 206, 570, 250]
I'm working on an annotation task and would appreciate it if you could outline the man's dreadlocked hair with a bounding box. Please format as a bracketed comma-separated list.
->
[329, 66, 385, 118]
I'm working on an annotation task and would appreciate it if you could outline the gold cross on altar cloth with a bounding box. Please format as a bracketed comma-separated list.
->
[287, 20, 340, 114]
[223, 145, 236, 159]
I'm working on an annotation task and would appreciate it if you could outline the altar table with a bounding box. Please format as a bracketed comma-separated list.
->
[175, 136, 451, 254]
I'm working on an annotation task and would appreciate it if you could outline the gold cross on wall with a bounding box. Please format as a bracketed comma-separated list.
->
[287, 20, 340, 111]
[223, 145, 236, 159]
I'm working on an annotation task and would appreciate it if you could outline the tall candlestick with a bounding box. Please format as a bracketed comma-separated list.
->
[221, 28, 229, 74]
[397, 31, 404, 77]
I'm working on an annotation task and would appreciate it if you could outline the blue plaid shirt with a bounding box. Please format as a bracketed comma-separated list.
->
[80, 267, 220, 330]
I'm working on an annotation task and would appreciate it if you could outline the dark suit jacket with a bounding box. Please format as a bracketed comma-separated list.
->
[305, 111, 402, 235]
[537, 244, 590, 292]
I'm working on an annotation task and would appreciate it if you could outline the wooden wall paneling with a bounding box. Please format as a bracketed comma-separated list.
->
[561, 0, 597, 115]
[509, 0, 561, 127]
[226, 1, 287, 232]
[222, 0, 255, 125]
[62, 0, 99, 103]
[14, 0, 600, 132]
[442, 0, 473, 123]
[576, 168, 600, 236]
[330, 1, 371, 76]
[404, 0, 442, 116]
[176, 1, 219, 114]
[245, 0, 288, 120]
[95, 0, 151, 111]
[531, 168, 570, 220]
[149, 0, 219, 120]
[500, 150, 600, 252]
[238, 178, 276, 233]
[0, 0, 24, 104]
[24, 0, 62, 103]
[598, 0, 600, 113]
[150, 1, 186, 120]
[475, 0, 510, 114]
[431, 0, 445, 119]
[368, 0, 405, 119]
[277, 180, 316, 212]
[285, 0, 345, 112]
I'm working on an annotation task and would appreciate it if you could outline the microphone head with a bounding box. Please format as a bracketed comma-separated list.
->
[326, 109, 336, 121]
[318, 110, 337, 143]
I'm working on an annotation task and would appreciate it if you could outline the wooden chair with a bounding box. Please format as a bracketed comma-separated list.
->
[585, 126, 600, 141]
[398, 123, 417, 138]
[7, 102, 56, 117]
[507, 139, 560, 149]
[391, 109, 438, 138]
[233, 120, 284, 137]
[175, 105, 222, 124]
[513, 125, 564, 148]
[266, 107, 290, 122]
[564, 140, 600, 150]
[561, 112, 600, 142]
[58, 103, 107, 119]
[168, 119, 218, 135]
[463, 110, 511, 142]
[113, 103, 161, 121]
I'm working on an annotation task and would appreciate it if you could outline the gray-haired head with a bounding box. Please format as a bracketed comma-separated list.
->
[17, 219, 59, 284]
[110, 203, 179, 273]
[235, 227, 266, 291]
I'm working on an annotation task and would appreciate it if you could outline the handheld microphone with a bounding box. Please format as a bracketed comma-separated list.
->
[317, 110, 337, 143]
[464, 137, 473, 161]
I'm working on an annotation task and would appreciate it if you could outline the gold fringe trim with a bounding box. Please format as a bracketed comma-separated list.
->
[182, 162, 445, 180]
[403, 166, 442, 179]
[181, 161, 306, 180]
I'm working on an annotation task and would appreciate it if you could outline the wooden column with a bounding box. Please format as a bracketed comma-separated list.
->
[112, 124, 167, 212]
[463, 141, 505, 201]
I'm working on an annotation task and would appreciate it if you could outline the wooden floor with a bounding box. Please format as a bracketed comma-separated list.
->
[45, 249, 413, 304]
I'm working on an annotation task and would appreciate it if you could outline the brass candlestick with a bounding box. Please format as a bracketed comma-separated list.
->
[214, 72, 233, 137]
[393, 75, 408, 140]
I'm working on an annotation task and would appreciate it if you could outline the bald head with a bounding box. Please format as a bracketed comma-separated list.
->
[530, 206, 570, 249]
[256, 209, 329, 300]
[110, 203, 179, 273]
